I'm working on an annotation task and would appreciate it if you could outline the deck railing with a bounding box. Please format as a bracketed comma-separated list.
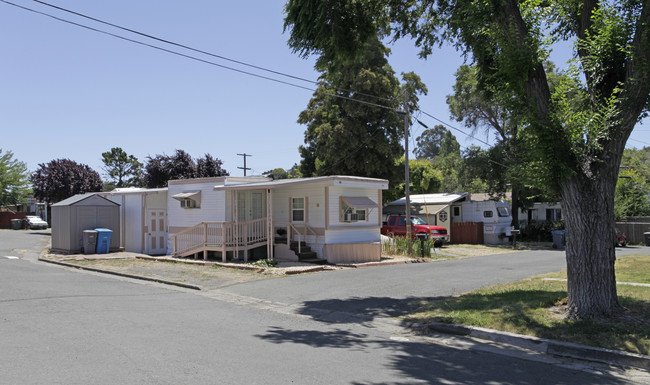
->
[287, 223, 319, 254]
[172, 218, 268, 258]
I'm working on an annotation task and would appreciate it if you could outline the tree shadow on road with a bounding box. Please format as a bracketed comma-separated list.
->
[293, 295, 441, 324]
[254, 323, 626, 385]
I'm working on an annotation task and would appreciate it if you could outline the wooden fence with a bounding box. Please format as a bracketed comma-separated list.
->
[450, 222, 484, 244]
[0, 212, 26, 229]
[615, 222, 650, 245]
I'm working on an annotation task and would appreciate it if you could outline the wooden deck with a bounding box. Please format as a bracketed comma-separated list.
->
[171, 218, 269, 261]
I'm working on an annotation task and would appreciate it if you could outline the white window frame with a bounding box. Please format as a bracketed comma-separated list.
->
[340, 199, 367, 223]
[291, 197, 305, 223]
[180, 198, 199, 209]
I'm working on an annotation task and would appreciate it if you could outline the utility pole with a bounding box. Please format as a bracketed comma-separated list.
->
[237, 153, 252, 176]
[404, 93, 412, 255]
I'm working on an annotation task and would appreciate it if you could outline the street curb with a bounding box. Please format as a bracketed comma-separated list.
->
[335, 259, 427, 268]
[412, 321, 650, 371]
[135, 256, 265, 272]
[38, 258, 203, 291]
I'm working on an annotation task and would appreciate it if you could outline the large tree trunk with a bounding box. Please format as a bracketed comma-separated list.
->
[560, 170, 624, 319]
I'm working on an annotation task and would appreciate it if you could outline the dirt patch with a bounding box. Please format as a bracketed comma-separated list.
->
[40, 244, 522, 290]
[436, 245, 522, 258]
[49, 256, 277, 290]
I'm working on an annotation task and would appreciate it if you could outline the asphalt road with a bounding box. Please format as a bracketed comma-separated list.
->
[217, 245, 648, 321]
[1, 230, 647, 384]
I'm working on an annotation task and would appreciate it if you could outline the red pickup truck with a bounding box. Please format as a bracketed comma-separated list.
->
[381, 215, 449, 246]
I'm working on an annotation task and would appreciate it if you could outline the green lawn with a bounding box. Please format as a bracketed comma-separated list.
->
[405, 254, 650, 355]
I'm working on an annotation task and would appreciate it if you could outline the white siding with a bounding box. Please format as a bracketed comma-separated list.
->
[103, 194, 143, 253]
[328, 186, 381, 228]
[271, 182, 326, 229]
[167, 182, 227, 228]
[323, 186, 382, 254]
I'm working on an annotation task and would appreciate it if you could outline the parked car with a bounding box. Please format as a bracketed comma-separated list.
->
[24, 216, 48, 230]
[615, 229, 627, 247]
[381, 215, 449, 247]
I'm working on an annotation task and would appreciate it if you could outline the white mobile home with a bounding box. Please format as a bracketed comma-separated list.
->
[168, 175, 388, 264]
[58, 175, 388, 263]
[98, 187, 168, 255]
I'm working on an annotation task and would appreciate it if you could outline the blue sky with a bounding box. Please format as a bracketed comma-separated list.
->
[1, 0, 648, 178]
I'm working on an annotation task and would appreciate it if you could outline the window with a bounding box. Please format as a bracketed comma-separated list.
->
[341, 200, 367, 222]
[546, 208, 562, 222]
[180, 198, 199, 209]
[497, 207, 510, 217]
[292, 197, 305, 222]
[340, 196, 376, 223]
[483, 210, 493, 218]
[453, 206, 461, 217]
[173, 191, 201, 209]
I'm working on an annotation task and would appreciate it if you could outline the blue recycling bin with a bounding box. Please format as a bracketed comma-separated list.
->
[551, 230, 565, 249]
[95, 228, 112, 254]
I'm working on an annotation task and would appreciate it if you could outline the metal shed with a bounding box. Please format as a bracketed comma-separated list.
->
[51, 193, 121, 253]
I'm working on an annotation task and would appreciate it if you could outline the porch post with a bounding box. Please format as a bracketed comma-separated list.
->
[233, 190, 239, 260]
[222, 223, 226, 262]
[267, 188, 273, 260]
[203, 223, 208, 260]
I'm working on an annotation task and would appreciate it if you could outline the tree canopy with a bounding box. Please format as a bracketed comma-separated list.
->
[296, 37, 427, 181]
[101, 147, 143, 189]
[0, 149, 31, 207]
[615, 147, 650, 220]
[143, 150, 228, 188]
[284, 0, 650, 320]
[30, 159, 103, 203]
[413, 125, 461, 160]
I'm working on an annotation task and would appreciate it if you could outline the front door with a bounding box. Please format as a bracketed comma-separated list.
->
[237, 191, 266, 221]
[146, 209, 167, 255]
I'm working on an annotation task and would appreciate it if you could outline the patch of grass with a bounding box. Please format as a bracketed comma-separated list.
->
[382, 237, 454, 260]
[615, 255, 650, 284]
[406, 254, 650, 355]
[250, 259, 278, 268]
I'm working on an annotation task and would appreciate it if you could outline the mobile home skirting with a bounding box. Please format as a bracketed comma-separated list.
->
[322, 242, 381, 264]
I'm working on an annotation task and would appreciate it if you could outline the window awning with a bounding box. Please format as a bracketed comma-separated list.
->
[341, 196, 378, 209]
[172, 191, 201, 201]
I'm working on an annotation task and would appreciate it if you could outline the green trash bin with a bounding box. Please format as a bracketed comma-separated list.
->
[11, 219, 23, 230]
[644, 232, 650, 247]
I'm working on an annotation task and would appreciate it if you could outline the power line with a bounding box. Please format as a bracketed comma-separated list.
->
[2, 0, 501, 154]
[3, 0, 406, 114]
[418, 109, 492, 147]
[32, 0, 318, 87]
[31, 0, 399, 106]
[1, 0, 316, 92]
[629, 138, 650, 146]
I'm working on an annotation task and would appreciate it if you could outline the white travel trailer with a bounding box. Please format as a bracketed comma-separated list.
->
[450, 200, 513, 244]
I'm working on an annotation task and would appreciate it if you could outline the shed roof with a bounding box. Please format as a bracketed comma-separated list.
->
[387, 193, 468, 206]
[52, 193, 119, 207]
